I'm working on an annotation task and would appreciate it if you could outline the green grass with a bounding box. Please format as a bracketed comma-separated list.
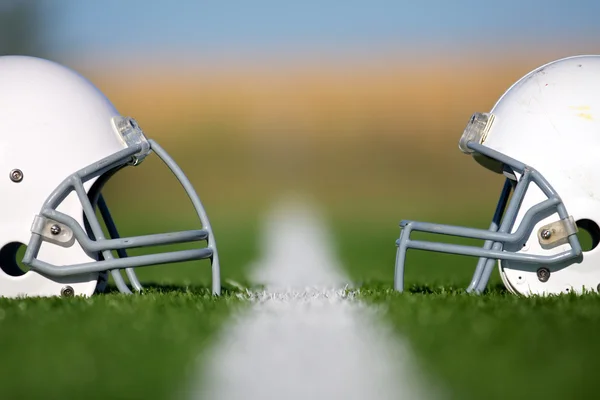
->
[358, 286, 600, 400]
[2, 200, 598, 400]
[334, 213, 600, 400]
[4, 203, 598, 400]
[0, 288, 245, 400]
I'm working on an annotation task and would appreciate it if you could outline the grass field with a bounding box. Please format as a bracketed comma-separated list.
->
[4, 209, 600, 399]
[2, 56, 599, 399]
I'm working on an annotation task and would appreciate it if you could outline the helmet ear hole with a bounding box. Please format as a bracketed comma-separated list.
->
[0, 242, 30, 277]
[575, 219, 600, 252]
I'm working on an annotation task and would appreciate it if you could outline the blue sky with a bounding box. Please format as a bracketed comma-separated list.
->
[36, 0, 600, 60]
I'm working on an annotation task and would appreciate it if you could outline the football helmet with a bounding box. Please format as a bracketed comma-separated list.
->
[394, 54, 600, 296]
[0, 55, 219, 298]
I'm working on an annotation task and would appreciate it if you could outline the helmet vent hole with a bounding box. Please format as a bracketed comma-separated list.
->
[0, 242, 30, 277]
[575, 219, 600, 252]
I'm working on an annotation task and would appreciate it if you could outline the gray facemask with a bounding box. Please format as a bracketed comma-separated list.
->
[22, 116, 220, 296]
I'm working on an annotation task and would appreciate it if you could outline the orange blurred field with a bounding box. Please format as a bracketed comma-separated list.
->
[82, 52, 588, 220]
[85, 54, 547, 141]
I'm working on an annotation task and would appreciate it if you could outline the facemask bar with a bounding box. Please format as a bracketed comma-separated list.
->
[22, 124, 220, 296]
[96, 193, 146, 292]
[394, 142, 582, 294]
[82, 164, 144, 294]
[97, 194, 143, 292]
[96, 193, 143, 291]
[465, 178, 512, 293]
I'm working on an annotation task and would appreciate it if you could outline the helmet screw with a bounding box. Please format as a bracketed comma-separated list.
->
[60, 286, 74, 297]
[9, 169, 23, 183]
[50, 225, 61, 235]
[541, 229, 552, 240]
[537, 267, 551, 283]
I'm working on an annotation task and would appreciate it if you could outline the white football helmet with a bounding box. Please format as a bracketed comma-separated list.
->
[395, 54, 600, 296]
[0, 55, 219, 298]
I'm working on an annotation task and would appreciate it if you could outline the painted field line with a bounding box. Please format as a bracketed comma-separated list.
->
[190, 199, 437, 400]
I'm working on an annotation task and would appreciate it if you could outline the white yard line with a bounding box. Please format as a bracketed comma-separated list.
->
[191, 199, 436, 400]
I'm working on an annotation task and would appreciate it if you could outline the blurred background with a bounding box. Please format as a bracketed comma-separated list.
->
[2, 0, 600, 288]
